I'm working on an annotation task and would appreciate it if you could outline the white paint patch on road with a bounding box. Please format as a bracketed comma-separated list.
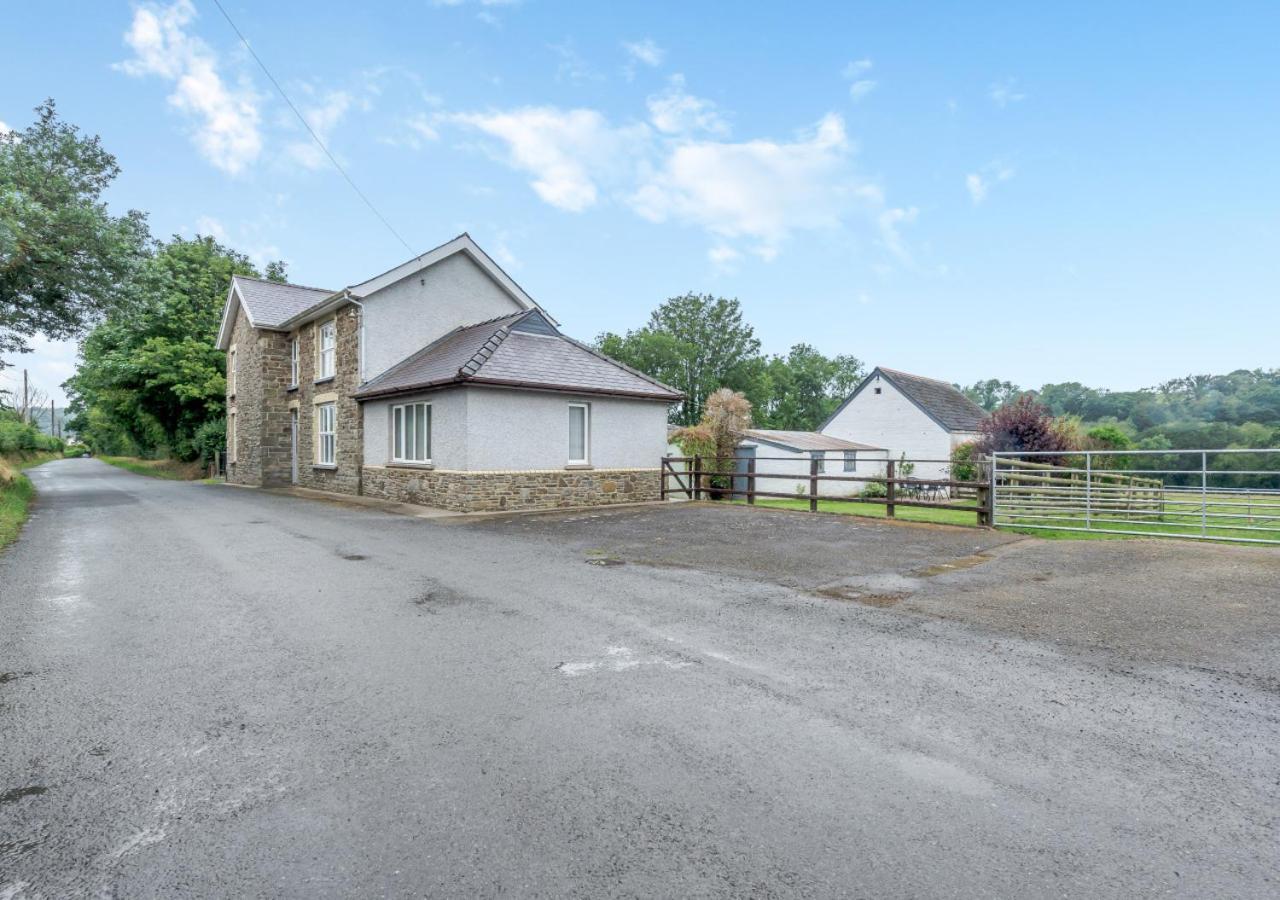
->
[104, 827, 166, 861]
[558, 645, 696, 677]
[893, 752, 994, 797]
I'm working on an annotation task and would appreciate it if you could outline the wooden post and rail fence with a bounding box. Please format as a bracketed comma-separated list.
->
[660, 455, 994, 525]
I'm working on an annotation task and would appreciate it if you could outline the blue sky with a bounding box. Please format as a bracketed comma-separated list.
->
[3, 0, 1278, 406]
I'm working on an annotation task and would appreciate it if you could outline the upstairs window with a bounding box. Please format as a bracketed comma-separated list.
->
[228, 348, 237, 395]
[317, 320, 336, 379]
[843, 450, 857, 472]
[568, 403, 590, 465]
[392, 402, 431, 463]
[317, 402, 336, 465]
[289, 338, 299, 386]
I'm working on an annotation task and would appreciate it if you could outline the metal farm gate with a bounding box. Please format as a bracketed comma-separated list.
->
[990, 449, 1280, 544]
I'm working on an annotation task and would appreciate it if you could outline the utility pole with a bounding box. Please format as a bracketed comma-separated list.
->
[51, 399, 56, 438]
[23, 368, 29, 424]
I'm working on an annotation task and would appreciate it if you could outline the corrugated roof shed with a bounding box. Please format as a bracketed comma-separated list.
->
[741, 430, 884, 452]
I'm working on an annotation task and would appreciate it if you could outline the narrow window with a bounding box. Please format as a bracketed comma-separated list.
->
[391, 402, 431, 463]
[317, 402, 336, 465]
[229, 412, 237, 462]
[568, 403, 589, 465]
[318, 320, 336, 379]
[843, 450, 856, 472]
[228, 348, 236, 395]
[289, 338, 299, 386]
[811, 451, 825, 474]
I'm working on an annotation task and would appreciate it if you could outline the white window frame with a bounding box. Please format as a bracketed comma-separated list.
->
[568, 403, 590, 465]
[289, 337, 299, 387]
[316, 402, 336, 466]
[228, 347, 236, 396]
[391, 401, 432, 464]
[843, 450, 856, 472]
[317, 319, 336, 380]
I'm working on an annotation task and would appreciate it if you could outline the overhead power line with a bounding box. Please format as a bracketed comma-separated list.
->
[208, 0, 414, 254]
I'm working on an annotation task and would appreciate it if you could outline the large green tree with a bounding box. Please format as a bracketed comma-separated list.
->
[65, 236, 283, 458]
[597, 293, 763, 425]
[757, 344, 864, 430]
[0, 100, 149, 362]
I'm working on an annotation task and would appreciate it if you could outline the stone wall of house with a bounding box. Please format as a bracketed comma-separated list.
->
[361, 466, 662, 512]
[226, 308, 264, 486]
[225, 300, 363, 492]
[291, 304, 363, 496]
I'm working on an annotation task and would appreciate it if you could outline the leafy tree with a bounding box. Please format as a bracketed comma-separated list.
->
[597, 293, 761, 425]
[65, 236, 278, 459]
[977, 394, 1078, 462]
[671, 388, 753, 494]
[758, 344, 863, 430]
[962, 378, 1022, 412]
[0, 100, 149, 362]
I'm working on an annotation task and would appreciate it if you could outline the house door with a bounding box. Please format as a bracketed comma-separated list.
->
[290, 410, 299, 484]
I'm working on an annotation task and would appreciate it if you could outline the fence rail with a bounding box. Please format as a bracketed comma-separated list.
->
[661, 455, 990, 523]
[990, 449, 1280, 545]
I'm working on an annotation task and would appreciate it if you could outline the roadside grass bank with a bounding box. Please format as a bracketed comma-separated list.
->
[0, 452, 62, 550]
[100, 456, 205, 481]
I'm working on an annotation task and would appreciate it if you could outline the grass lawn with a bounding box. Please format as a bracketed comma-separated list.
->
[0, 452, 62, 550]
[739, 497, 981, 527]
[100, 456, 205, 480]
[996, 491, 1280, 545]
[737, 493, 1280, 546]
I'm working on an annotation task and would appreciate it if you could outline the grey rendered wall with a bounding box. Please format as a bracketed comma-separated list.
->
[361, 253, 527, 380]
[362, 387, 469, 469]
[462, 388, 669, 471]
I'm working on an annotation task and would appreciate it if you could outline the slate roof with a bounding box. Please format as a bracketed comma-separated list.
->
[352, 310, 682, 402]
[741, 430, 884, 452]
[232, 275, 335, 327]
[877, 367, 988, 431]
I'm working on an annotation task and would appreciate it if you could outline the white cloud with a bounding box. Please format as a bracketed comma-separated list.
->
[0, 120, 9, 134]
[286, 89, 353, 170]
[630, 113, 881, 260]
[623, 39, 665, 68]
[842, 59, 873, 79]
[708, 244, 741, 268]
[119, 0, 262, 174]
[194, 214, 228, 241]
[550, 40, 600, 84]
[965, 163, 1015, 205]
[876, 206, 917, 261]
[646, 75, 729, 136]
[449, 107, 649, 212]
[842, 59, 877, 102]
[849, 80, 877, 101]
[988, 78, 1027, 108]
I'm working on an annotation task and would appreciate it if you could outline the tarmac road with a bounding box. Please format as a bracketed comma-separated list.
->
[1, 459, 1276, 898]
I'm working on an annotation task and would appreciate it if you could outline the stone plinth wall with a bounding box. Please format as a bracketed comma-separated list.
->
[361, 467, 662, 512]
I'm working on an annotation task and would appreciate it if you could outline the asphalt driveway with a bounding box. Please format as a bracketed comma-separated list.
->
[1, 459, 1277, 898]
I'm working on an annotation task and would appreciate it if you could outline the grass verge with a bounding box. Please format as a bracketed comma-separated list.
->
[0, 452, 61, 550]
[738, 497, 981, 527]
[100, 456, 205, 481]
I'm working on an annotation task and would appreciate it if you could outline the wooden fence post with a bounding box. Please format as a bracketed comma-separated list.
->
[976, 483, 992, 526]
[747, 457, 756, 505]
[692, 456, 702, 501]
[809, 456, 819, 512]
[660, 460, 667, 501]
[886, 459, 896, 518]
